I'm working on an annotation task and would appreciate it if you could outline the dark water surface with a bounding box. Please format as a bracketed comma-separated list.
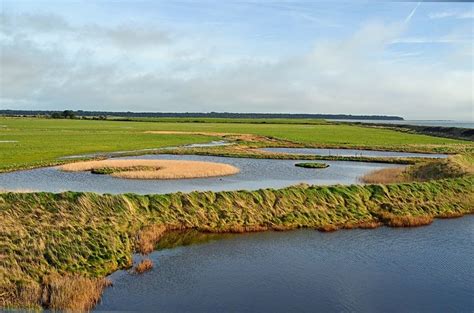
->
[0, 154, 401, 194]
[96, 216, 474, 313]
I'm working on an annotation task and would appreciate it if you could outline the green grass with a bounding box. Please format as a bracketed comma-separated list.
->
[0, 117, 472, 172]
[295, 162, 329, 169]
[0, 118, 217, 171]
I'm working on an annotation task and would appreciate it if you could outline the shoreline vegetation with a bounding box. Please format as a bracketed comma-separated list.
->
[362, 154, 474, 184]
[1, 155, 473, 311]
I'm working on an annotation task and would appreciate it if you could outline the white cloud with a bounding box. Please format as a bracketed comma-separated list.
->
[0, 12, 472, 120]
[428, 10, 474, 20]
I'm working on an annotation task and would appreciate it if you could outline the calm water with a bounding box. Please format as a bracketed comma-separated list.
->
[261, 147, 448, 158]
[96, 216, 474, 313]
[0, 154, 401, 194]
[329, 119, 474, 129]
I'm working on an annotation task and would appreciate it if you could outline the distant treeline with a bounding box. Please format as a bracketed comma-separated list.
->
[0, 110, 404, 120]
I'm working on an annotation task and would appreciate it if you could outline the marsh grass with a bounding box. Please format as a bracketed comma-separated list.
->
[134, 259, 153, 274]
[42, 275, 111, 312]
[362, 154, 474, 184]
[137, 224, 168, 254]
[60, 159, 240, 179]
[361, 167, 407, 184]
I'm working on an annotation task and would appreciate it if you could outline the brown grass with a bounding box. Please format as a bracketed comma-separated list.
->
[145, 130, 231, 136]
[135, 259, 153, 274]
[361, 167, 407, 184]
[377, 212, 434, 227]
[145, 130, 286, 144]
[42, 275, 111, 312]
[136, 224, 168, 254]
[59, 159, 239, 179]
[437, 211, 464, 219]
[0, 283, 42, 309]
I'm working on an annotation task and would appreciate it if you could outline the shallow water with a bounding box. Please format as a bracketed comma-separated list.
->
[261, 147, 448, 158]
[58, 140, 231, 159]
[0, 154, 401, 194]
[96, 216, 474, 313]
[329, 119, 474, 129]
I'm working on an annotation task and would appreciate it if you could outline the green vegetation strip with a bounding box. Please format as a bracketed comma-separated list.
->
[295, 162, 329, 169]
[1, 175, 473, 310]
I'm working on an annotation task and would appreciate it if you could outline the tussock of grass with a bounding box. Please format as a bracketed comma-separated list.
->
[42, 275, 111, 312]
[136, 224, 168, 254]
[361, 167, 407, 184]
[134, 259, 153, 274]
[295, 162, 329, 169]
[59, 159, 240, 179]
[375, 211, 434, 227]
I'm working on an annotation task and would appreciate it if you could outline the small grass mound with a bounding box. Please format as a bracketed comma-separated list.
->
[135, 259, 153, 274]
[295, 162, 329, 169]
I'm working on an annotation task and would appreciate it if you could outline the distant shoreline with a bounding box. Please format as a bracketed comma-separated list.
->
[0, 110, 404, 121]
[330, 119, 474, 129]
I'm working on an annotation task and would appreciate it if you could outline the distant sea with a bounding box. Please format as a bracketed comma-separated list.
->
[329, 119, 474, 129]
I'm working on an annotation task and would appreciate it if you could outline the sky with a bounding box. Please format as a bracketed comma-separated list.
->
[0, 0, 472, 120]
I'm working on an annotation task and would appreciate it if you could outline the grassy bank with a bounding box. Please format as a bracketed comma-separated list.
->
[1, 117, 471, 172]
[362, 154, 474, 184]
[1, 174, 473, 310]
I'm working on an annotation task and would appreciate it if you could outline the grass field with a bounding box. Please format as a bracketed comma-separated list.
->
[0, 117, 471, 172]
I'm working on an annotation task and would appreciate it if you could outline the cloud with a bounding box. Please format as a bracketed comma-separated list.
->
[0, 12, 472, 120]
[0, 13, 171, 50]
[428, 10, 474, 19]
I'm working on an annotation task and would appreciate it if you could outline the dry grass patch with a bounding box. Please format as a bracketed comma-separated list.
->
[59, 159, 239, 179]
[42, 275, 111, 312]
[361, 167, 407, 184]
[137, 224, 168, 254]
[135, 259, 153, 274]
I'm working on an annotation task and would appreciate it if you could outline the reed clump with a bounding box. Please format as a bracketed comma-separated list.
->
[136, 224, 168, 254]
[134, 259, 153, 274]
[41, 275, 111, 312]
[59, 159, 240, 179]
[361, 167, 407, 184]
[376, 211, 434, 227]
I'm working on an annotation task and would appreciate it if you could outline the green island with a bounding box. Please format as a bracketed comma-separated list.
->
[1, 116, 473, 311]
[295, 162, 329, 169]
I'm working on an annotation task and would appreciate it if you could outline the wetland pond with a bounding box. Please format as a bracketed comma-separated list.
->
[96, 216, 474, 313]
[0, 154, 402, 194]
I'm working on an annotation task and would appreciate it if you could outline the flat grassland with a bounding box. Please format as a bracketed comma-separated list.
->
[0, 117, 471, 172]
